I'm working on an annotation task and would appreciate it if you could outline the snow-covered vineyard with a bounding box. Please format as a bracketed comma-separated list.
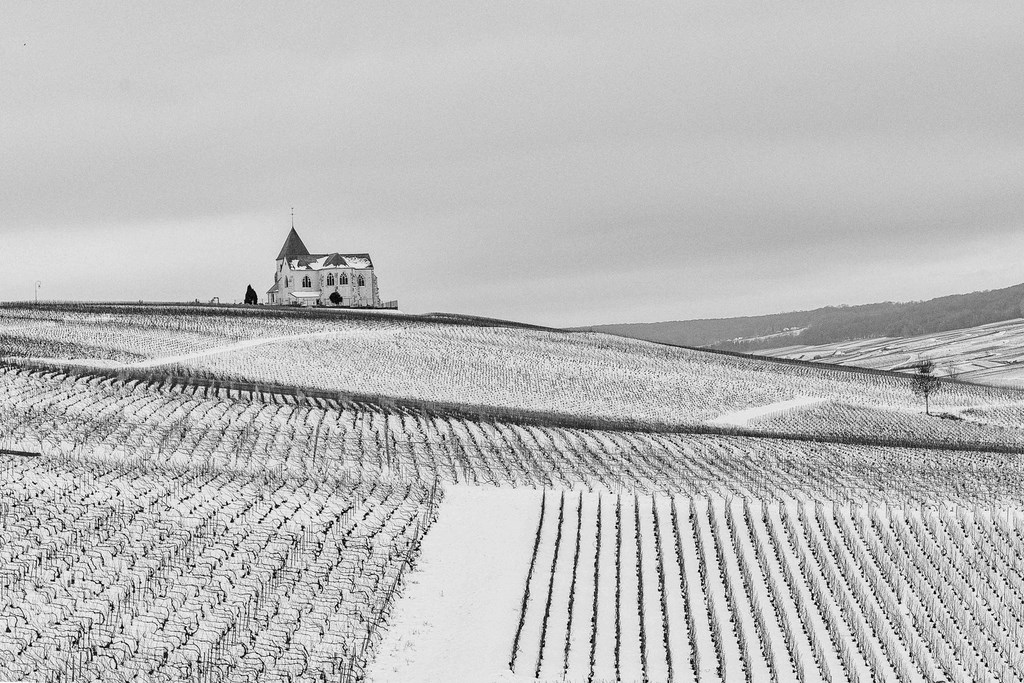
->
[2, 365, 1023, 503]
[510, 491, 1024, 683]
[0, 455, 438, 681]
[4, 304, 1024, 682]
[761, 317, 1024, 388]
[2, 303, 1018, 427]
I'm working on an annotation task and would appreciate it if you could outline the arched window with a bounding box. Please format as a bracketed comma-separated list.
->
[302, 276, 311, 288]
[326, 273, 335, 286]
[357, 275, 365, 287]
[340, 273, 349, 285]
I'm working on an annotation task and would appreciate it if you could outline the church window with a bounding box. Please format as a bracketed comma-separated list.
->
[302, 276, 311, 288]
[326, 273, 335, 286]
[357, 275, 365, 287]
[340, 273, 348, 285]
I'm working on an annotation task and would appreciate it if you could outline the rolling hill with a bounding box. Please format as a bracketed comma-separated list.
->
[3, 302, 1024, 682]
[585, 281, 1024, 352]
[760, 316, 1024, 387]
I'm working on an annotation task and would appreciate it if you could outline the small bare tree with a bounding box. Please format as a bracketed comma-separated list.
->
[911, 359, 943, 416]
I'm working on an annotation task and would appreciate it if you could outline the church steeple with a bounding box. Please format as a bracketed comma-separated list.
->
[276, 225, 311, 261]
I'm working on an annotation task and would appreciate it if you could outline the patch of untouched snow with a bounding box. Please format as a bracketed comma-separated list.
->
[367, 484, 543, 683]
[709, 396, 826, 427]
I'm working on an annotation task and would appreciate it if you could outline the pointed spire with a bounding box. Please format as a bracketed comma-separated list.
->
[276, 211, 311, 260]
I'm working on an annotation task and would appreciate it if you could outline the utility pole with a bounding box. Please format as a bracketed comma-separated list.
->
[34, 281, 41, 305]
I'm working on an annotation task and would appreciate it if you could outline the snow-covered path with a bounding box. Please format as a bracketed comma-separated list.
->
[367, 485, 543, 683]
[128, 329, 364, 368]
[7, 329, 363, 370]
[708, 396, 826, 427]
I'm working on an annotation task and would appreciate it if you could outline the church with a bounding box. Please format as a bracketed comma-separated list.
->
[266, 226, 392, 308]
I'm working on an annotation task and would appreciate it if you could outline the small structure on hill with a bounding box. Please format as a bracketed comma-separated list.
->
[266, 224, 396, 308]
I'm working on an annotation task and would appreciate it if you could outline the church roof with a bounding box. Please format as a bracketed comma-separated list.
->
[276, 228, 311, 260]
[266, 281, 280, 294]
[288, 253, 374, 270]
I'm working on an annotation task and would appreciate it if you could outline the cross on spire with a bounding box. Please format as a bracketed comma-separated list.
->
[291, 207, 294, 228]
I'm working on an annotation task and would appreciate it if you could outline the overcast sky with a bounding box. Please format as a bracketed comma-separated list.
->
[3, 3, 1023, 327]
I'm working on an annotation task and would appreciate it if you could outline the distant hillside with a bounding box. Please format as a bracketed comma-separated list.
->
[585, 282, 1024, 351]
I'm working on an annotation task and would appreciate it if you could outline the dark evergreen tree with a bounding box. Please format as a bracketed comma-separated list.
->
[244, 285, 258, 305]
[329, 291, 342, 306]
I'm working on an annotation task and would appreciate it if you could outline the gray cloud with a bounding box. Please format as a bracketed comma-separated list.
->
[2, 3, 1023, 325]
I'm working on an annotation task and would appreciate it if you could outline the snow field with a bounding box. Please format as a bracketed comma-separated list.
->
[7, 433, 1024, 683]
[368, 485, 543, 683]
[761, 316, 1024, 387]
[9, 352, 1024, 683]
[12, 304, 1020, 431]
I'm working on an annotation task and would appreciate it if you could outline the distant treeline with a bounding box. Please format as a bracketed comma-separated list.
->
[586, 282, 1024, 352]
